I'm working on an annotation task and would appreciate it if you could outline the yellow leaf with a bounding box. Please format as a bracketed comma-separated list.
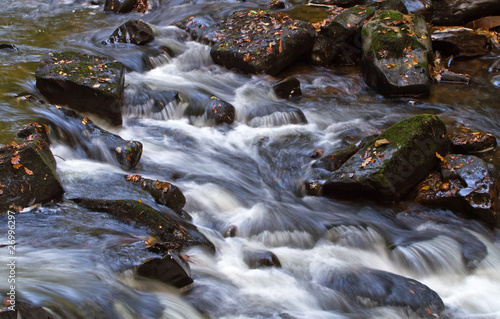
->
[374, 139, 390, 147]
[435, 152, 446, 163]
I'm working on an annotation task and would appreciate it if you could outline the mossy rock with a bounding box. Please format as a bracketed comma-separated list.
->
[320, 114, 449, 201]
[361, 10, 432, 96]
[35, 51, 125, 126]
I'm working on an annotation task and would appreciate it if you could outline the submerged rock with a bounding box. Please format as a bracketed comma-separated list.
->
[185, 95, 235, 126]
[312, 114, 449, 201]
[125, 174, 186, 213]
[319, 267, 444, 317]
[273, 76, 302, 100]
[210, 10, 316, 75]
[0, 123, 64, 212]
[311, 5, 375, 65]
[137, 252, 194, 289]
[35, 51, 125, 126]
[72, 198, 215, 252]
[243, 249, 282, 269]
[107, 20, 155, 45]
[43, 107, 142, 170]
[104, 0, 140, 13]
[361, 10, 432, 96]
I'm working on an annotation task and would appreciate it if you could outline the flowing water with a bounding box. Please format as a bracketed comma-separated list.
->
[1, 1, 500, 318]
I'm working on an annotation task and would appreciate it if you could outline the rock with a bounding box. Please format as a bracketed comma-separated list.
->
[312, 141, 366, 173]
[185, 95, 235, 126]
[72, 198, 215, 252]
[311, 5, 375, 65]
[272, 76, 301, 100]
[43, 107, 142, 170]
[431, 0, 500, 26]
[316, 114, 449, 201]
[0, 43, 18, 51]
[137, 252, 193, 289]
[176, 16, 220, 45]
[243, 249, 282, 269]
[125, 174, 186, 213]
[107, 20, 155, 45]
[309, 0, 362, 6]
[361, 10, 432, 96]
[269, 0, 286, 9]
[367, 0, 408, 14]
[210, 10, 316, 75]
[465, 16, 500, 31]
[35, 51, 125, 126]
[449, 126, 497, 154]
[142, 45, 176, 70]
[0, 123, 64, 212]
[399, 0, 432, 19]
[431, 27, 489, 58]
[415, 154, 500, 227]
[104, 0, 138, 13]
[319, 267, 444, 317]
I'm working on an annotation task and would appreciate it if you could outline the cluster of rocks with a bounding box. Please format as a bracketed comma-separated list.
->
[306, 114, 499, 228]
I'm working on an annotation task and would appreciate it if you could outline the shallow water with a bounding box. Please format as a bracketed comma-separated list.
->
[1, 0, 500, 318]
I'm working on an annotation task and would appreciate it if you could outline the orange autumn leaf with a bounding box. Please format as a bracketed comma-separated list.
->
[24, 167, 33, 175]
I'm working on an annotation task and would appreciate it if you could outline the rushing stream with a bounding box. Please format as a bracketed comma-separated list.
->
[1, 0, 500, 318]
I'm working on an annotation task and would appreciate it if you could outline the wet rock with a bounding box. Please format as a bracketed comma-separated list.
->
[104, 0, 139, 13]
[43, 107, 142, 170]
[0, 43, 18, 51]
[269, 0, 286, 9]
[320, 267, 444, 317]
[416, 155, 500, 227]
[142, 45, 176, 70]
[431, 0, 500, 26]
[185, 95, 235, 126]
[316, 114, 449, 201]
[210, 10, 316, 75]
[311, 5, 375, 65]
[72, 198, 215, 252]
[399, 0, 432, 19]
[224, 225, 238, 237]
[35, 51, 125, 126]
[367, 0, 408, 14]
[312, 141, 365, 172]
[107, 20, 155, 45]
[361, 10, 432, 96]
[309, 0, 362, 6]
[125, 174, 186, 213]
[431, 27, 489, 58]
[176, 16, 220, 45]
[466, 16, 500, 31]
[449, 126, 497, 154]
[272, 76, 301, 100]
[137, 252, 193, 289]
[243, 249, 282, 269]
[0, 123, 64, 212]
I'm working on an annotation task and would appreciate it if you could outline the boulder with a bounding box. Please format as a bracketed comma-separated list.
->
[311, 5, 375, 65]
[312, 114, 449, 201]
[243, 249, 282, 269]
[125, 174, 186, 213]
[185, 95, 235, 126]
[176, 16, 220, 45]
[431, 27, 489, 58]
[43, 107, 142, 170]
[0, 44, 18, 51]
[399, 0, 432, 19]
[35, 51, 125, 126]
[449, 126, 497, 154]
[137, 252, 193, 289]
[210, 10, 316, 75]
[272, 76, 302, 100]
[123, 84, 181, 119]
[107, 20, 155, 45]
[319, 267, 444, 317]
[416, 154, 499, 227]
[367, 0, 408, 14]
[312, 140, 367, 173]
[361, 10, 432, 96]
[0, 123, 64, 212]
[104, 0, 139, 13]
[431, 0, 500, 26]
[72, 198, 215, 252]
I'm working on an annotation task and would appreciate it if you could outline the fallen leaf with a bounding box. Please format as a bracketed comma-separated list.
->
[24, 167, 33, 175]
[360, 156, 372, 168]
[374, 139, 390, 147]
[436, 152, 446, 163]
